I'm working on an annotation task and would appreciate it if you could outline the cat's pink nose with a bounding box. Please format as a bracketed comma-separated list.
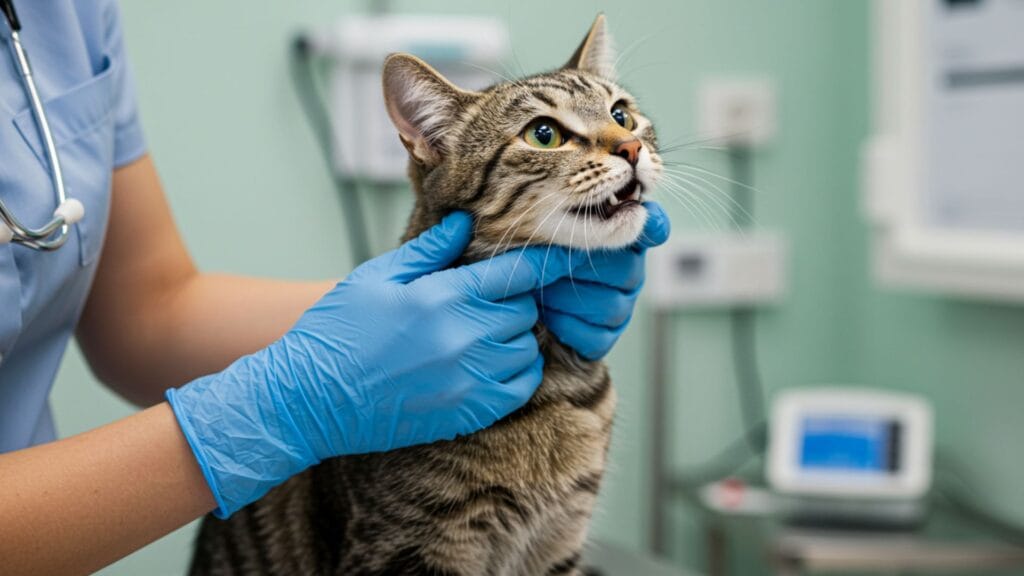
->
[614, 138, 642, 166]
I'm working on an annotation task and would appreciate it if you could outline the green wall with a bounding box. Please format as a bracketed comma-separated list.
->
[47, 1, 1024, 575]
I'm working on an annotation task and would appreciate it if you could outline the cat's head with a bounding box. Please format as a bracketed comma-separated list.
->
[383, 14, 661, 253]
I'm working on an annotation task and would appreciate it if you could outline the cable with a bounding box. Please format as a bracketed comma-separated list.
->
[730, 309, 766, 452]
[289, 35, 373, 266]
[931, 449, 1024, 544]
[671, 421, 767, 492]
[727, 145, 769, 454]
[667, 145, 770, 495]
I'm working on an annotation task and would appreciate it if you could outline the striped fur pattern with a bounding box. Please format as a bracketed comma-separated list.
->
[189, 14, 661, 576]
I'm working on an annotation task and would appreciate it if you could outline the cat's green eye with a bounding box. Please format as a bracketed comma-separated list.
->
[611, 104, 636, 130]
[523, 119, 565, 149]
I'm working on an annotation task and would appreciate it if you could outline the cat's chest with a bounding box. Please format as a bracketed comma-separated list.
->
[460, 363, 616, 490]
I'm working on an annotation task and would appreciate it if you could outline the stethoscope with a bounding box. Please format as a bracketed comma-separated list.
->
[0, 0, 84, 251]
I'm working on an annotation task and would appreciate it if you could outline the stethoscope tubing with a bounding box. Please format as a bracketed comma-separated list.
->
[0, 0, 83, 251]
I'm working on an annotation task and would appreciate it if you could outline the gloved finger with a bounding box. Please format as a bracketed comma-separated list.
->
[469, 331, 540, 382]
[378, 211, 474, 284]
[456, 354, 546, 434]
[494, 354, 546, 411]
[543, 309, 627, 361]
[538, 279, 636, 329]
[474, 293, 539, 342]
[544, 204, 664, 288]
[632, 201, 671, 252]
[458, 244, 581, 301]
[566, 247, 646, 291]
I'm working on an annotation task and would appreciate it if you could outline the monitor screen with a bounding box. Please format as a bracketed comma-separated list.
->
[799, 416, 901, 474]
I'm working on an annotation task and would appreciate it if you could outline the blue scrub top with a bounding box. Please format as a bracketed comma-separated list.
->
[0, 1, 146, 452]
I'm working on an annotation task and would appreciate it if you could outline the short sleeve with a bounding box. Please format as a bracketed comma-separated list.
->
[101, 1, 147, 167]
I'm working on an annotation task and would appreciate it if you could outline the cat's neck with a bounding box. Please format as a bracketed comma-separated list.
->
[402, 185, 604, 408]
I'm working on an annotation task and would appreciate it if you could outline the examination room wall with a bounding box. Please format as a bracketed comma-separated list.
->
[43, 1, 1024, 575]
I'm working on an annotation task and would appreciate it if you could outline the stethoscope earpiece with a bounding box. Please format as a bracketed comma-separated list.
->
[54, 199, 85, 226]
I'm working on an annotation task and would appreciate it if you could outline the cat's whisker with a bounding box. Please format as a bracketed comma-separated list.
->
[582, 200, 600, 279]
[664, 188, 721, 232]
[657, 145, 729, 154]
[655, 131, 711, 148]
[662, 162, 763, 194]
[503, 195, 573, 300]
[506, 48, 527, 82]
[462, 61, 523, 88]
[660, 175, 730, 229]
[487, 188, 560, 254]
[567, 212, 582, 300]
[679, 189, 727, 232]
[612, 30, 659, 73]
[618, 59, 676, 82]
[504, 2, 528, 78]
[674, 180, 743, 233]
[499, 54, 530, 88]
[484, 219, 528, 282]
[670, 171, 759, 229]
[665, 178, 744, 233]
[491, 193, 558, 257]
[656, 130, 756, 153]
[540, 204, 576, 308]
[657, 179, 723, 231]
[482, 189, 562, 280]
[661, 171, 757, 229]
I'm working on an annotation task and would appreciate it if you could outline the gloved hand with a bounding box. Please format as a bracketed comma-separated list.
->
[167, 212, 581, 518]
[538, 202, 671, 360]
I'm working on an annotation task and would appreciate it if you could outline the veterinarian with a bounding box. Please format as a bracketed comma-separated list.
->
[0, 2, 669, 573]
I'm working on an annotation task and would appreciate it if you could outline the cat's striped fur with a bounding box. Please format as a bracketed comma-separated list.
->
[189, 14, 662, 575]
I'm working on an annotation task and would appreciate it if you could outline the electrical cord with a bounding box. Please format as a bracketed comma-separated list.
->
[727, 145, 769, 454]
[289, 35, 373, 266]
[671, 145, 769, 493]
[931, 450, 1024, 544]
[729, 308, 767, 453]
[671, 421, 767, 491]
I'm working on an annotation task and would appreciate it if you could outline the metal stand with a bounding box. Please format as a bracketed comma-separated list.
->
[649, 309, 672, 556]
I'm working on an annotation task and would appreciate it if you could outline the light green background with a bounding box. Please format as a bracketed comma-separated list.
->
[46, 1, 1024, 575]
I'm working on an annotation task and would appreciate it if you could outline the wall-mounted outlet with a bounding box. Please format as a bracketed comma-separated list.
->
[646, 232, 788, 309]
[698, 77, 778, 147]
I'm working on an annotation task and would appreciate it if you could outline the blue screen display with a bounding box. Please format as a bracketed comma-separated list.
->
[799, 417, 899, 473]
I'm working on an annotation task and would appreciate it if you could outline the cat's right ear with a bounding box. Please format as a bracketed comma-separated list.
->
[382, 54, 477, 166]
[563, 14, 616, 80]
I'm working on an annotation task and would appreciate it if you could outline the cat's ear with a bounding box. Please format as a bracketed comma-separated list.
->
[564, 14, 616, 80]
[382, 53, 477, 166]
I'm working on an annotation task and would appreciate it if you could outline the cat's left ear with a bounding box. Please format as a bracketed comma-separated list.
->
[564, 14, 616, 80]
[382, 53, 479, 166]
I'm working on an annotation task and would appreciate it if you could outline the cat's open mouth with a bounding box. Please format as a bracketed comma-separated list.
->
[572, 179, 643, 220]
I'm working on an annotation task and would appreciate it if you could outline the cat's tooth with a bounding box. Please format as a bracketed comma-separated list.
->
[608, 195, 620, 206]
[629, 191, 641, 202]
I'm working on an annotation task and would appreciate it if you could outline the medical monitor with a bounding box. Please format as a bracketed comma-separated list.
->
[768, 388, 933, 500]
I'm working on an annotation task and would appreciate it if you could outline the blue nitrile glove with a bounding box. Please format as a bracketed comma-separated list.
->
[167, 212, 586, 518]
[539, 202, 671, 360]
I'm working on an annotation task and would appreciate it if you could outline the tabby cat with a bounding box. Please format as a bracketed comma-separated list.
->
[189, 14, 662, 576]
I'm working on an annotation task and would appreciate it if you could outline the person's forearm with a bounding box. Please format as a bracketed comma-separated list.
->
[76, 156, 334, 404]
[83, 273, 332, 405]
[157, 274, 333, 386]
[0, 403, 215, 576]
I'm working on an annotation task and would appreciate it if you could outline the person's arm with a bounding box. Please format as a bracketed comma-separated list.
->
[0, 403, 215, 576]
[77, 155, 332, 405]
[2, 202, 576, 576]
